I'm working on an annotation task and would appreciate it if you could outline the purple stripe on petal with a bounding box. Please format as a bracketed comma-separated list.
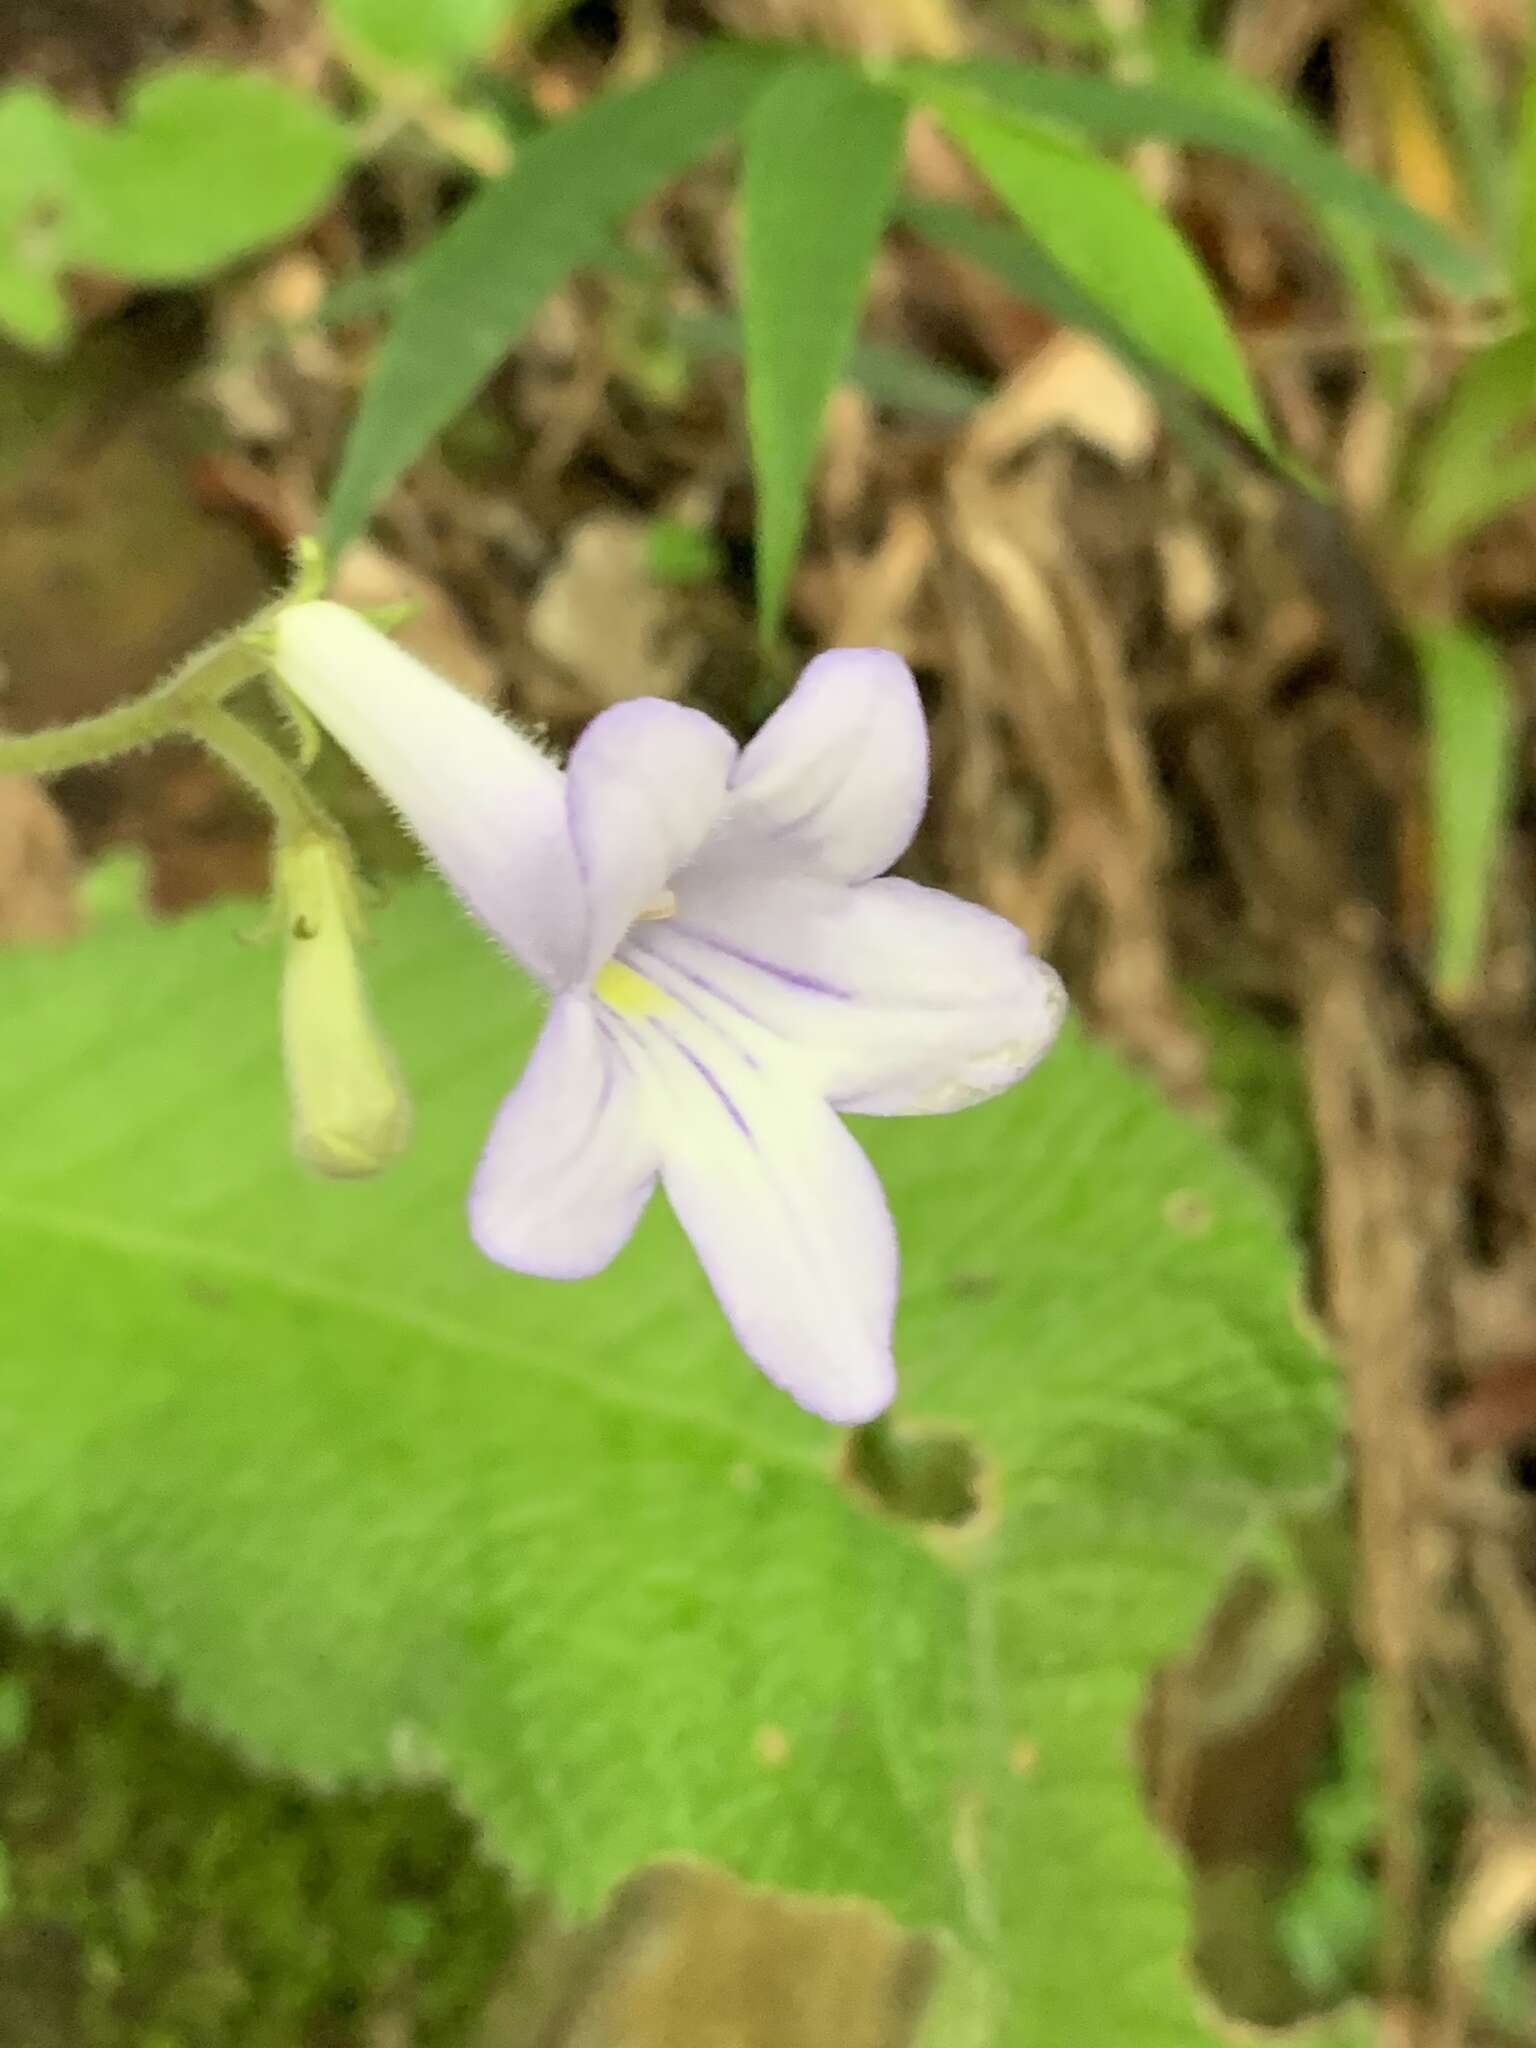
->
[663, 1033, 756, 1140]
[625, 933, 773, 1034]
[610, 947, 764, 1070]
[664, 919, 851, 999]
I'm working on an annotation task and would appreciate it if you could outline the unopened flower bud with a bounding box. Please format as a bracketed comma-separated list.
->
[275, 832, 410, 1178]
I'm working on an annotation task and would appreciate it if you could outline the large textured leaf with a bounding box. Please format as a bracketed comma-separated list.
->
[324, 45, 779, 552]
[0, 882, 1337, 2043]
[923, 87, 1273, 454]
[741, 62, 906, 640]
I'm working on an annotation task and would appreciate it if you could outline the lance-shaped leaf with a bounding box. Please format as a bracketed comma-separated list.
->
[923, 86, 1274, 456]
[897, 52, 1485, 294]
[324, 44, 781, 552]
[1418, 620, 1516, 999]
[740, 62, 907, 640]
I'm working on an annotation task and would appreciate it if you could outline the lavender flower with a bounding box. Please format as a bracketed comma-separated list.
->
[270, 602, 1065, 1423]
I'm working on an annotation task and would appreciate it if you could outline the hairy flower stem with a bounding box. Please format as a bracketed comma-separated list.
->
[189, 703, 339, 845]
[0, 638, 267, 779]
[0, 537, 329, 785]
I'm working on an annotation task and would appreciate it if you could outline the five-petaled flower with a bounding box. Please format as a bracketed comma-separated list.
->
[270, 603, 1065, 1425]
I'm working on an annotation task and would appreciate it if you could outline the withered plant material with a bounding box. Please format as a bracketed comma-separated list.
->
[0, 778, 80, 943]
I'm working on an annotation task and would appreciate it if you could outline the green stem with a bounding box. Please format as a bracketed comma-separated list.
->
[0, 638, 266, 779]
[188, 704, 337, 843]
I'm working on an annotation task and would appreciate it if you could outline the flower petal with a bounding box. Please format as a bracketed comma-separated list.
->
[723, 647, 927, 881]
[469, 995, 657, 1277]
[631, 870, 1065, 1115]
[273, 603, 582, 987]
[564, 698, 737, 977]
[605, 1001, 898, 1423]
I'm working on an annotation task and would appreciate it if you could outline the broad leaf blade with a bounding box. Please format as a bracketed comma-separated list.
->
[741, 61, 906, 641]
[65, 66, 353, 281]
[924, 87, 1272, 454]
[0, 884, 1336, 2043]
[324, 45, 778, 552]
[1417, 620, 1515, 998]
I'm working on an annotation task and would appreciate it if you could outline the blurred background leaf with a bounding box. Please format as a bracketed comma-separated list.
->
[323, 42, 780, 553]
[1416, 620, 1516, 1000]
[64, 67, 354, 281]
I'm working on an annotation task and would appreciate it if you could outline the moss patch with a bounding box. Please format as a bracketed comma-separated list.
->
[0, 1614, 522, 2046]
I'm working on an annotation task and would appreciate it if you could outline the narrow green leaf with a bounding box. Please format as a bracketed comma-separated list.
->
[925, 88, 1274, 453]
[1423, 444, 1536, 556]
[1392, 0, 1503, 250]
[0, 879, 1336, 2045]
[1513, 60, 1536, 314]
[900, 195, 1217, 458]
[741, 63, 906, 641]
[1417, 620, 1516, 998]
[893, 53, 1486, 295]
[65, 66, 353, 281]
[1404, 325, 1536, 557]
[324, 44, 779, 552]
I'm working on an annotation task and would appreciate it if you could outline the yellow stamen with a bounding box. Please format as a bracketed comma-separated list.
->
[635, 889, 677, 921]
[594, 959, 676, 1018]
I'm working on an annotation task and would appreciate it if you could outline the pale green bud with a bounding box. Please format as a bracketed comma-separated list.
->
[276, 832, 411, 1178]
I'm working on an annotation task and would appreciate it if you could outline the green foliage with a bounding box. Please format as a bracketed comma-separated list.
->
[899, 196, 1214, 454]
[325, 0, 556, 78]
[65, 68, 353, 282]
[322, 32, 1480, 578]
[1402, 327, 1536, 557]
[1514, 61, 1536, 312]
[0, 68, 352, 349]
[1391, 0, 1503, 249]
[0, 87, 79, 349]
[1279, 1679, 1381, 2011]
[323, 43, 779, 553]
[644, 516, 726, 587]
[741, 62, 906, 639]
[922, 86, 1274, 455]
[0, 882, 1337, 2043]
[897, 51, 1486, 295]
[1416, 620, 1516, 999]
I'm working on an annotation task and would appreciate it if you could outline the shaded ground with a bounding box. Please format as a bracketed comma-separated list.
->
[0, 1620, 522, 2048]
